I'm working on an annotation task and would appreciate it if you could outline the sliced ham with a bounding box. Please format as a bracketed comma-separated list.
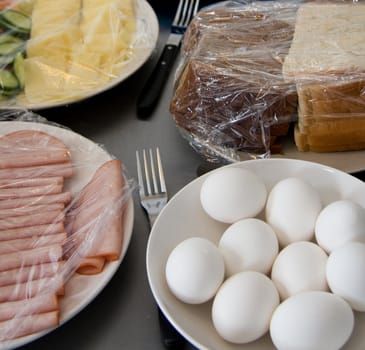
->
[0, 162, 73, 179]
[0, 233, 67, 254]
[0, 311, 59, 341]
[0, 262, 64, 287]
[0, 130, 71, 170]
[65, 160, 125, 274]
[0, 176, 64, 189]
[0, 151, 70, 169]
[0, 277, 64, 302]
[0, 210, 65, 230]
[0, 204, 65, 220]
[0, 223, 64, 241]
[0, 245, 63, 272]
[0, 192, 72, 210]
[0, 293, 58, 322]
[0, 184, 63, 200]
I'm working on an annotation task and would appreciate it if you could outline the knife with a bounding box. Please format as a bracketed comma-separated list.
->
[137, 0, 200, 119]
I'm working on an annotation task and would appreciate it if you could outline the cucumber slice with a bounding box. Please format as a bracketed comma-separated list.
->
[0, 9, 31, 36]
[0, 33, 23, 45]
[13, 52, 25, 89]
[0, 41, 25, 67]
[0, 69, 20, 96]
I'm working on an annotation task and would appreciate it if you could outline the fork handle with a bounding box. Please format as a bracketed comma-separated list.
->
[137, 43, 180, 119]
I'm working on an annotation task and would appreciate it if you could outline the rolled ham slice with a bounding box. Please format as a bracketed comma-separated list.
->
[0, 311, 59, 341]
[65, 160, 125, 274]
[0, 162, 73, 180]
[0, 293, 58, 322]
[0, 262, 64, 287]
[0, 222, 64, 241]
[0, 192, 72, 210]
[0, 130, 71, 169]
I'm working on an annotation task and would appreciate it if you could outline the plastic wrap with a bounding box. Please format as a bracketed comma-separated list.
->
[0, 0, 157, 109]
[170, 0, 299, 163]
[170, 0, 365, 163]
[0, 110, 135, 345]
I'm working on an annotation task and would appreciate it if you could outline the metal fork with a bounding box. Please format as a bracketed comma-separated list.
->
[137, 0, 200, 118]
[136, 147, 168, 228]
[136, 148, 186, 348]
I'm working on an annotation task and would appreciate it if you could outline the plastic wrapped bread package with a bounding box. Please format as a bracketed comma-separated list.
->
[170, 0, 300, 163]
[0, 0, 155, 107]
[0, 109, 134, 343]
[282, 1, 365, 152]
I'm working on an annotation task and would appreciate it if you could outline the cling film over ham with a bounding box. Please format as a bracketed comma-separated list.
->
[0, 110, 134, 345]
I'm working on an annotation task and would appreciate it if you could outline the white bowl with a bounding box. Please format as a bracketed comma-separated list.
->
[146, 158, 365, 350]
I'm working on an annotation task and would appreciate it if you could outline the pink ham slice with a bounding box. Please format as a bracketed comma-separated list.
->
[65, 159, 125, 274]
[0, 204, 65, 219]
[0, 192, 72, 210]
[0, 222, 64, 241]
[0, 311, 59, 341]
[0, 293, 58, 322]
[0, 245, 63, 272]
[0, 276, 64, 302]
[0, 176, 64, 189]
[0, 130, 70, 169]
[0, 163, 73, 179]
[0, 184, 63, 200]
[0, 210, 65, 230]
[0, 233, 67, 254]
[0, 262, 64, 287]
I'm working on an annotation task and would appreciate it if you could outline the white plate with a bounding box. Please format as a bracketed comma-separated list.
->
[272, 138, 365, 174]
[0, 121, 134, 349]
[147, 158, 365, 350]
[1, 0, 158, 110]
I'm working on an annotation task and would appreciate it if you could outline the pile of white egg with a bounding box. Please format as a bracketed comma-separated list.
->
[165, 166, 365, 349]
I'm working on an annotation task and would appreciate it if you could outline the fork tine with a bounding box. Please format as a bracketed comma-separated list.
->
[156, 147, 167, 194]
[149, 148, 159, 194]
[172, 0, 185, 27]
[182, 0, 198, 27]
[136, 150, 145, 198]
[173, 0, 199, 28]
[142, 149, 152, 196]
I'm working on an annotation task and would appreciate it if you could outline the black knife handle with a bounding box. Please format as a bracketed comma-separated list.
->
[158, 307, 186, 349]
[137, 44, 180, 119]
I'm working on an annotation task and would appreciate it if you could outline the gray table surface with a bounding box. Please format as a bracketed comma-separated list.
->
[12, 1, 365, 349]
[18, 2, 201, 350]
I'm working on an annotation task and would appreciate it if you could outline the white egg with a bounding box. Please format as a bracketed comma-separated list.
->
[270, 291, 354, 350]
[271, 241, 328, 300]
[326, 241, 365, 312]
[165, 237, 224, 304]
[218, 218, 279, 277]
[200, 167, 267, 224]
[265, 177, 322, 247]
[315, 199, 365, 253]
[212, 271, 279, 344]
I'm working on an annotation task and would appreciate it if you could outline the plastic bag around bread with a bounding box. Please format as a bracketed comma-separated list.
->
[170, 0, 300, 163]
